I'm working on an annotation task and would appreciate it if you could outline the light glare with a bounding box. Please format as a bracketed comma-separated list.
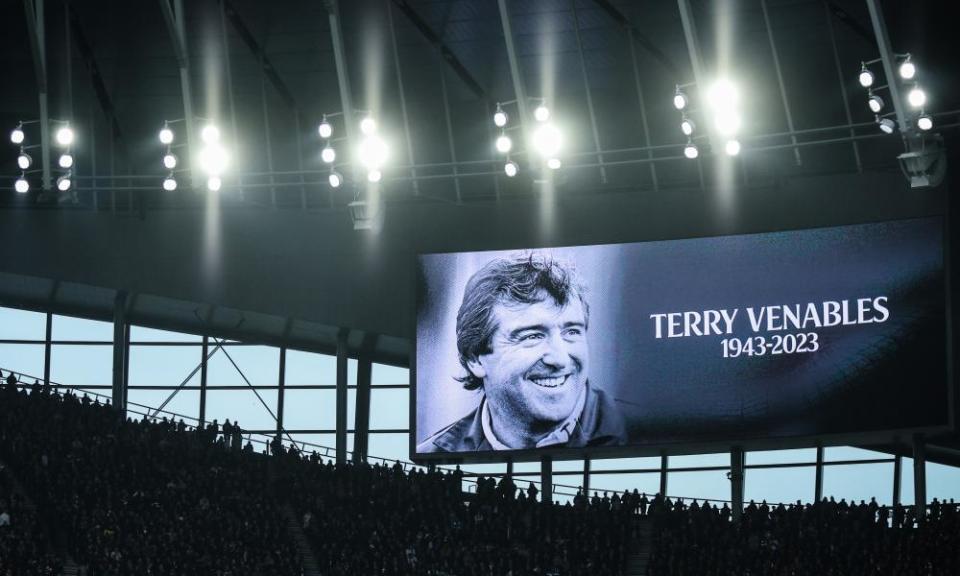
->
[908, 87, 926, 108]
[11, 127, 25, 145]
[494, 109, 508, 127]
[358, 135, 388, 169]
[673, 91, 687, 110]
[725, 139, 741, 156]
[207, 176, 222, 191]
[680, 118, 695, 136]
[684, 143, 699, 159]
[59, 153, 74, 169]
[534, 105, 550, 122]
[57, 174, 71, 191]
[367, 169, 382, 183]
[318, 120, 333, 139]
[201, 125, 220, 144]
[199, 144, 228, 175]
[547, 157, 562, 170]
[917, 114, 933, 131]
[321, 146, 336, 164]
[163, 176, 178, 191]
[17, 153, 32, 170]
[328, 171, 342, 188]
[56, 126, 74, 146]
[14, 177, 29, 193]
[532, 124, 561, 158]
[163, 153, 177, 170]
[495, 135, 512, 154]
[504, 161, 518, 177]
[360, 116, 377, 135]
[159, 127, 174, 144]
[899, 60, 916, 80]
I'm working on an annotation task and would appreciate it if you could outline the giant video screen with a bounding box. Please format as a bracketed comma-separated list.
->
[413, 217, 948, 460]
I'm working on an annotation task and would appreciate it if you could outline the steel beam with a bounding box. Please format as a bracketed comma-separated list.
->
[730, 447, 745, 521]
[571, 0, 607, 183]
[497, 0, 531, 131]
[676, 0, 719, 154]
[335, 328, 349, 463]
[24, 0, 52, 191]
[760, 0, 802, 166]
[438, 49, 462, 202]
[823, 0, 862, 173]
[387, 0, 419, 195]
[864, 0, 909, 134]
[221, 0, 297, 110]
[159, 0, 197, 185]
[627, 28, 659, 190]
[325, 0, 358, 184]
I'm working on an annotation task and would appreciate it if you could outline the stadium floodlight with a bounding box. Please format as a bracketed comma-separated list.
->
[14, 176, 29, 193]
[360, 116, 377, 135]
[11, 124, 25, 145]
[367, 169, 382, 183]
[163, 153, 177, 170]
[495, 134, 513, 154]
[201, 124, 220, 144]
[56, 172, 72, 191]
[318, 117, 333, 139]
[358, 134, 388, 170]
[58, 153, 74, 169]
[899, 56, 916, 80]
[707, 79, 741, 136]
[199, 143, 228, 175]
[55, 126, 75, 147]
[858, 64, 874, 88]
[867, 93, 885, 113]
[725, 139, 741, 156]
[680, 117, 695, 136]
[673, 87, 688, 110]
[16, 151, 32, 170]
[532, 123, 561, 158]
[907, 87, 926, 108]
[328, 171, 343, 188]
[162, 175, 178, 191]
[504, 160, 518, 177]
[159, 126, 174, 145]
[917, 113, 933, 131]
[546, 157, 562, 170]
[877, 117, 896, 134]
[683, 142, 699, 159]
[493, 105, 508, 128]
[321, 145, 336, 164]
[534, 104, 550, 123]
[207, 176, 222, 191]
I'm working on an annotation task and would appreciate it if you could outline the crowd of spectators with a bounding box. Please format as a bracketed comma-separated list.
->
[0, 463, 61, 576]
[647, 495, 960, 576]
[0, 376, 301, 576]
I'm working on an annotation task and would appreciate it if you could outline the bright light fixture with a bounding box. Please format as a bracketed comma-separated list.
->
[367, 169, 382, 183]
[328, 171, 342, 188]
[207, 176, 222, 192]
[17, 152, 32, 170]
[321, 146, 336, 164]
[858, 65, 874, 88]
[532, 123, 561, 158]
[159, 127, 174, 145]
[163, 176, 178, 191]
[199, 144, 228, 175]
[494, 107, 508, 128]
[201, 125, 220, 144]
[495, 135, 512, 154]
[725, 139, 741, 156]
[899, 58, 916, 80]
[56, 126, 75, 146]
[11, 126, 25, 145]
[358, 135, 388, 169]
[59, 153, 74, 169]
[15, 177, 29, 193]
[707, 79, 741, 136]
[907, 87, 926, 108]
[868, 94, 885, 113]
[504, 160, 518, 177]
[360, 116, 377, 135]
[680, 118, 695, 136]
[673, 89, 688, 110]
[684, 143, 699, 159]
[318, 119, 333, 139]
[534, 104, 550, 123]
[917, 114, 933, 131]
[163, 153, 177, 170]
[546, 157, 562, 170]
[57, 173, 72, 191]
[878, 118, 895, 134]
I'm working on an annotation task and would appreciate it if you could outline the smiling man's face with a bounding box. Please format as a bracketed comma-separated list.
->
[468, 293, 589, 439]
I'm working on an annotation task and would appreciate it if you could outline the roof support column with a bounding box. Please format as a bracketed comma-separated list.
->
[864, 0, 908, 133]
[335, 328, 349, 464]
[913, 435, 926, 521]
[386, 0, 419, 196]
[760, 0, 802, 166]
[325, 0, 358, 184]
[730, 447, 744, 522]
[24, 0, 52, 191]
[111, 291, 128, 411]
[159, 0, 197, 186]
[627, 28, 659, 191]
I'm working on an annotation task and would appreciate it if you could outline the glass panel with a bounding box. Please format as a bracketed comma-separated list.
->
[745, 466, 815, 505]
[669, 453, 730, 468]
[825, 447, 890, 462]
[592, 456, 661, 471]
[283, 389, 335, 430]
[0, 344, 46, 382]
[286, 434, 337, 459]
[206, 388, 279, 431]
[367, 433, 409, 463]
[0, 307, 46, 340]
[285, 349, 336, 387]
[52, 314, 113, 341]
[746, 448, 817, 465]
[207, 345, 278, 387]
[129, 345, 203, 388]
[51, 345, 112, 388]
[372, 363, 409, 386]
[901, 457, 915, 504]
[127, 388, 200, 424]
[927, 463, 960, 502]
[129, 325, 202, 343]
[823, 462, 894, 505]
[370, 388, 409, 429]
[589, 472, 660, 499]
[667, 469, 731, 503]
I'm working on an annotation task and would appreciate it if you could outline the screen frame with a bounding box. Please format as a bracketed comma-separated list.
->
[410, 215, 953, 465]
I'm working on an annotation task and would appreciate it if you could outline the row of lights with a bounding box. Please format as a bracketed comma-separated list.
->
[492, 101, 562, 177]
[156, 122, 230, 191]
[317, 113, 387, 188]
[858, 54, 934, 133]
[673, 79, 742, 159]
[10, 122, 75, 193]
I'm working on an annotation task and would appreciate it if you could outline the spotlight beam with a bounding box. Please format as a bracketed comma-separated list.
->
[159, 0, 198, 185]
[864, 0, 909, 133]
[760, 0, 802, 166]
[497, 0, 531, 136]
[23, 0, 53, 190]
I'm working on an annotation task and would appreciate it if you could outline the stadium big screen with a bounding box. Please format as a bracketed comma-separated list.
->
[413, 217, 949, 461]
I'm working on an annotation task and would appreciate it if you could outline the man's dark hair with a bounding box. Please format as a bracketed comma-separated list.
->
[455, 253, 589, 390]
